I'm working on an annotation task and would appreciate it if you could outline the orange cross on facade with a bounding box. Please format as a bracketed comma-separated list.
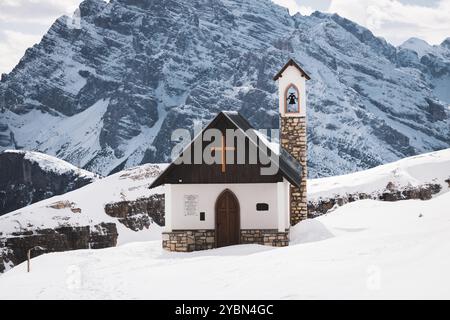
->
[211, 135, 235, 173]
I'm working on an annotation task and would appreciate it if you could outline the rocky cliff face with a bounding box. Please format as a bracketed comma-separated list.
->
[0, 0, 449, 178]
[0, 150, 97, 216]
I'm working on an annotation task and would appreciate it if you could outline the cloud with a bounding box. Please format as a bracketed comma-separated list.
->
[0, 0, 82, 74]
[0, 0, 80, 22]
[298, 6, 315, 16]
[0, 30, 40, 74]
[272, 0, 450, 45]
[327, 0, 450, 45]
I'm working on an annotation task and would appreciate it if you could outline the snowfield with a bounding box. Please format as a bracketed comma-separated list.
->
[1, 191, 450, 299]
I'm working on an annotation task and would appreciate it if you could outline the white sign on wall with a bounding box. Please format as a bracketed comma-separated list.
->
[184, 194, 199, 216]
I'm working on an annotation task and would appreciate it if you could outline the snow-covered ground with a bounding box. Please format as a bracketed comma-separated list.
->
[1, 191, 450, 299]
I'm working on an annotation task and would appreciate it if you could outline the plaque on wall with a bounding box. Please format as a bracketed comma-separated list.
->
[184, 194, 199, 216]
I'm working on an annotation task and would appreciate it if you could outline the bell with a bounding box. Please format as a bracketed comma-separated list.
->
[288, 93, 297, 105]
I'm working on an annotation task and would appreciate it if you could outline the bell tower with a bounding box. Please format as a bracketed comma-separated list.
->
[273, 59, 310, 225]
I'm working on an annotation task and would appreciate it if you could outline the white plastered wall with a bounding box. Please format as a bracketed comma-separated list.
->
[164, 182, 290, 232]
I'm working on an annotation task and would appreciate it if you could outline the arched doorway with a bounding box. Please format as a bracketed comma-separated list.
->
[215, 189, 240, 248]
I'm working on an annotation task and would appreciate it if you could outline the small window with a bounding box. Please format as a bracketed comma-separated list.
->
[256, 203, 269, 211]
[200, 212, 205, 221]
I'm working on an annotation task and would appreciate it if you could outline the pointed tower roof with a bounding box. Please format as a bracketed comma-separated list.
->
[273, 58, 311, 81]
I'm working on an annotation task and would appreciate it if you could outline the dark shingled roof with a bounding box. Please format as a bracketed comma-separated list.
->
[273, 58, 311, 81]
[149, 111, 302, 188]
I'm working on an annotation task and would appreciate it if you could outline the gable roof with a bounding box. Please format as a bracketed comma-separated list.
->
[149, 111, 302, 188]
[273, 58, 311, 81]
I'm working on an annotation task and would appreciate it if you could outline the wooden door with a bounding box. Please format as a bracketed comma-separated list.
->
[215, 189, 240, 248]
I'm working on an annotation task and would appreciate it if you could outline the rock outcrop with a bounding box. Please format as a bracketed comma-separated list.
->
[104, 194, 165, 231]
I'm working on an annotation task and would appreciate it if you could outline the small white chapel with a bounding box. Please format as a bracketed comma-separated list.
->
[150, 59, 310, 252]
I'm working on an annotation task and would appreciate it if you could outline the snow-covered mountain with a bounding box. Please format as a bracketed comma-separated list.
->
[0, 0, 449, 177]
[0, 150, 97, 215]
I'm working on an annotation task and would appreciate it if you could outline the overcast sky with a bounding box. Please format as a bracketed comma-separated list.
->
[0, 0, 449, 74]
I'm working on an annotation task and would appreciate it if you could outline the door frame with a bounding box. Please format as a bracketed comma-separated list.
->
[214, 188, 241, 248]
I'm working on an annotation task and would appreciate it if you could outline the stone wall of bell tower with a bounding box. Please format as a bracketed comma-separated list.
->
[274, 59, 310, 225]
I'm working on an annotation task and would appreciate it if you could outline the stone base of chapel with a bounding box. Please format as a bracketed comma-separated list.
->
[240, 229, 289, 247]
[162, 230, 215, 252]
[162, 229, 289, 252]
